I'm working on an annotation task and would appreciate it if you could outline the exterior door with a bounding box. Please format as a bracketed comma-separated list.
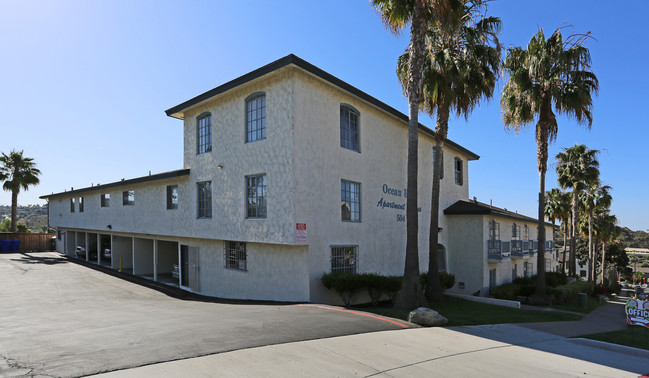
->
[189, 246, 200, 292]
[181, 245, 189, 287]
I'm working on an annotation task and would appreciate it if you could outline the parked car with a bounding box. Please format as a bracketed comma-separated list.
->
[75, 246, 98, 260]
[100, 236, 111, 261]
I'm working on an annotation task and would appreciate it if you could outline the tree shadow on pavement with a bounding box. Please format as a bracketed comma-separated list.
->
[10, 253, 69, 265]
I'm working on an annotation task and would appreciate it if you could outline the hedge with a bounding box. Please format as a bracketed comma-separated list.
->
[321, 271, 455, 306]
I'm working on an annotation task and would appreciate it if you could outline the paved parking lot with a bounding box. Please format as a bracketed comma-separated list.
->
[0, 252, 411, 377]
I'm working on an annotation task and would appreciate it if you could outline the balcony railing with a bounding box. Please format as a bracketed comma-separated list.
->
[511, 240, 525, 257]
[488, 239, 501, 259]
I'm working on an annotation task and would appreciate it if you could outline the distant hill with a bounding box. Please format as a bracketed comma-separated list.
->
[618, 227, 649, 249]
[0, 204, 50, 233]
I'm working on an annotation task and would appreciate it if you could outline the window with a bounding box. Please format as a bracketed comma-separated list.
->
[79, 197, 84, 212]
[437, 244, 446, 272]
[197, 181, 212, 218]
[489, 219, 500, 240]
[489, 268, 497, 290]
[512, 223, 521, 240]
[70, 198, 75, 212]
[167, 185, 178, 210]
[57, 230, 62, 240]
[432, 146, 444, 179]
[579, 270, 587, 278]
[122, 190, 135, 206]
[245, 93, 266, 143]
[340, 105, 360, 152]
[331, 245, 358, 273]
[512, 264, 517, 281]
[454, 157, 463, 185]
[197, 113, 212, 154]
[523, 225, 529, 240]
[224, 241, 247, 271]
[246, 174, 267, 218]
[101, 193, 110, 207]
[341, 179, 361, 222]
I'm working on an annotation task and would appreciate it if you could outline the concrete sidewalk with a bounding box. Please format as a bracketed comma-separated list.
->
[94, 301, 649, 377]
[518, 300, 630, 337]
[92, 325, 649, 377]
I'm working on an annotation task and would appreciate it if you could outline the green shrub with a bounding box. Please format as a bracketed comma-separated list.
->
[420, 272, 456, 292]
[545, 272, 568, 288]
[513, 277, 536, 297]
[321, 272, 364, 306]
[491, 283, 519, 300]
[574, 281, 595, 296]
[361, 273, 401, 306]
[551, 284, 581, 304]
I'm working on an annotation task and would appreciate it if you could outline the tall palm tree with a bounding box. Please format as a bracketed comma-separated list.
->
[372, 0, 458, 308]
[0, 150, 41, 233]
[580, 181, 611, 281]
[396, 0, 501, 301]
[556, 144, 600, 277]
[501, 28, 598, 302]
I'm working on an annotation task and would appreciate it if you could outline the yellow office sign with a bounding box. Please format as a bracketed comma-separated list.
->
[625, 299, 649, 327]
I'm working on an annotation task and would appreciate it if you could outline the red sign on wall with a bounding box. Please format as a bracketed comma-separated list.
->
[296, 223, 307, 242]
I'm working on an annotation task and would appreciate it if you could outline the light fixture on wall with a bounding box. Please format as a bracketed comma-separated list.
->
[217, 163, 224, 169]
[107, 225, 112, 229]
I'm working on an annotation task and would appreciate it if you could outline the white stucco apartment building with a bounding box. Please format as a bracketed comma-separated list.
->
[42, 55, 557, 303]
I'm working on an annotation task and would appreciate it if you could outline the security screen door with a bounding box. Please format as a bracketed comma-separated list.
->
[188, 246, 200, 291]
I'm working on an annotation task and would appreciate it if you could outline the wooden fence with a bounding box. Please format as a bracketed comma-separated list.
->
[0, 233, 55, 252]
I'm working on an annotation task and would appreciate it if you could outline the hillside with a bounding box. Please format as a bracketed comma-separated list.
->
[618, 227, 649, 249]
[0, 204, 50, 233]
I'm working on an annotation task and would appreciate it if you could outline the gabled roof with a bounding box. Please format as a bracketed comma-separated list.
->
[165, 54, 479, 161]
[40, 169, 190, 199]
[444, 199, 556, 227]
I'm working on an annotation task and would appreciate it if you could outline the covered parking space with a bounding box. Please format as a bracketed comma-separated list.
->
[155, 240, 179, 286]
[133, 238, 154, 278]
[64, 230, 76, 257]
[111, 235, 133, 273]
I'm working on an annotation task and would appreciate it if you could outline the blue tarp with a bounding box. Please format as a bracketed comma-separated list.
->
[0, 240, 10, 253]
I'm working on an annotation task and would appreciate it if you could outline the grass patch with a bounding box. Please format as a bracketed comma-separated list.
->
[582, 326, 649, 351]
[352, 295, 581, 326]
[550, 296, 604, 314]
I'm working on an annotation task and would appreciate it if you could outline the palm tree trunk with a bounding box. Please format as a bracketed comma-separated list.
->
[427, 105, 449, 302]
[570, 188, 579, 277]
[600, 241, 606, 284]
[588, 211, 593, 282]
[561, 221, 568, 273]
[533, 121, 548, 303]
[10, 189, 18, 233]
[395, 0, 427, 309]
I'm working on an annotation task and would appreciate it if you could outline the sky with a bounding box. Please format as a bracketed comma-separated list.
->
[0, 0, 647, 231]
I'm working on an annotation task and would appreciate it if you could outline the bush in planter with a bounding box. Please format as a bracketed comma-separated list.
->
[420, 272, 456, 293]
[491, 283, 519, 300]
[512, 277, 536, 297]
[321, 272, 364, 306]
[361, 273, 401, 306]
[544, 272, 568, 288]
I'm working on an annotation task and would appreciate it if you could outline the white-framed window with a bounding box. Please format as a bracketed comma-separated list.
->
[197, 181, 212, 219]
[433, 146, 444, 179]
[197, 112, 212, 154]
[167, 185, 178, 210]
[101, 193, 110, 207]
[224, 241, 247, 271]
[341, 179, 361, 222]
[489, 219, 500, 240]
[523, 225, 529, 240]
[246, 174, 267, 218]
[340, 104, 360, 152]
[122, 190, 134, 206]
[331, 245, 358, 273]
[70, 198, 75, 213]
[454, 157, 463, 185]
[79, 197, 84, 212]
[512, 223, 521, 240]
[245, 93, 266, 143]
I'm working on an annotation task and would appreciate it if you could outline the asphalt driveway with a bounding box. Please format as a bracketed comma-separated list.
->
[0, 252, 411, 377]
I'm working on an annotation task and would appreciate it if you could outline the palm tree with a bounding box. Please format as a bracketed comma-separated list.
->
[545, 188, 571, 272]
[501, 28, 598, 302]
[0, 150, 41, 233]
[556, 145, 600, 277]
[580, 181, 611, 281]
[395, 0, 501, 301]
[594, 212, 618, 284]
[372, 0, 458, 308]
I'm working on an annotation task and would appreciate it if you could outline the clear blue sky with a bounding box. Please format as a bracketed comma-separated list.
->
[1, 1, 647, 231]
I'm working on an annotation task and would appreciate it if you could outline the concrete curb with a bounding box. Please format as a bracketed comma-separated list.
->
[570, 337, 649, 358]
[446, 293, 520, 308]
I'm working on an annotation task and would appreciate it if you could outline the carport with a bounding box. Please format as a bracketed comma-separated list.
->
[155, 240, 179, 286]
[65, 231, 76, 256]
[111, 236, 133, 273]
[133, 238, 154, 277]
[88, 233, 98, 263]
[75, 231, 87, 259]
